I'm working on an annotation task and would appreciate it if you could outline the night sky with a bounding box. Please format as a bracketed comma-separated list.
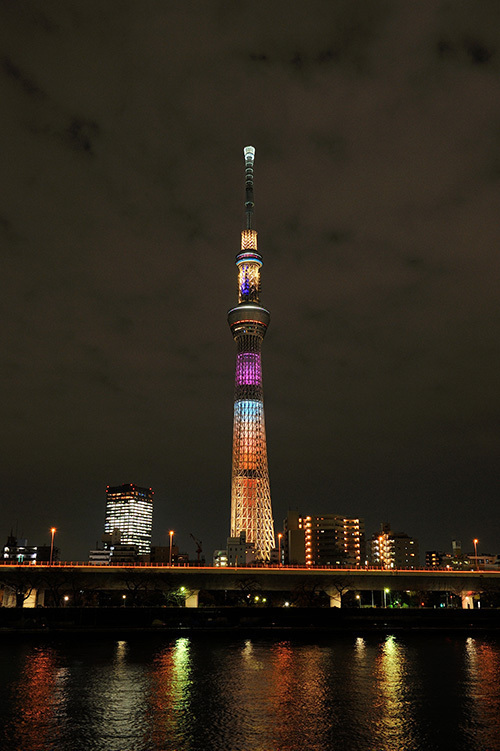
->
[2, 1, 500, 562]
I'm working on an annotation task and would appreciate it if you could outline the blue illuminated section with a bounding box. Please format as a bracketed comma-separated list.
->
[234, 399, 263, 421]
[233, 400, 266, 474]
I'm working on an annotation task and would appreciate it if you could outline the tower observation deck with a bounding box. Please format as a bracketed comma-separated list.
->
[228, 146, 275, 561]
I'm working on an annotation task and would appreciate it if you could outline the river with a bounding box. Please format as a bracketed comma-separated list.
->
[0, 632, 499, 750]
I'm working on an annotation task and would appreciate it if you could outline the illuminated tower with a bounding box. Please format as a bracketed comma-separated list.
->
[228, 146, 275, 561]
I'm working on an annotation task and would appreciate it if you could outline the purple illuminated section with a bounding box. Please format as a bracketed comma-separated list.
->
[236, 352, 262, 386]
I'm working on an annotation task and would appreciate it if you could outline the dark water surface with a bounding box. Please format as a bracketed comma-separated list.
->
[0, 632, 499, 751]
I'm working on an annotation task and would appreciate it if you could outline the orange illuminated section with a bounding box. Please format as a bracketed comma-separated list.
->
[237, 230, 261, 305]
[241, 229, 257, 250]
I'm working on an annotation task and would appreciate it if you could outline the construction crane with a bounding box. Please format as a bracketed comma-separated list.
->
[189, 533, 203, 564]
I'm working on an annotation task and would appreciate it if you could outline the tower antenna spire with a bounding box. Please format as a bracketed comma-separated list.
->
[243, 145, 255, 230]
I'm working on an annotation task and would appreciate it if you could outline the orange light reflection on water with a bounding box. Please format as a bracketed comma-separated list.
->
[464, 637, 500, 748]
[269, 641, 332, 750]
[8, 646, 64, 750]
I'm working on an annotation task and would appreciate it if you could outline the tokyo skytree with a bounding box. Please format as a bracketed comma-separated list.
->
[227, 146, 275, 561]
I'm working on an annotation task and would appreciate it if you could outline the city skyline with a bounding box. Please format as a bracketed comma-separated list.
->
[1, 2, 500, 561]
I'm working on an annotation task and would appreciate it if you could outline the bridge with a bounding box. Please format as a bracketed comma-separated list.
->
[1, 563, 499, 609]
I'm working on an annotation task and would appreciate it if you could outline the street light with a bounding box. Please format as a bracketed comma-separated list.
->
[473, 539, 479, 569]
[278, 533, 282, 566]
[49, 527, 56, 565]
[169, 530, 174, 566]
[383, 588, 390, 608]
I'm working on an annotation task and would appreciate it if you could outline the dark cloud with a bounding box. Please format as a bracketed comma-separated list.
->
[437, 37, 495, 65]
[66, 117, 100, 153]
[2, 56, 44, 96]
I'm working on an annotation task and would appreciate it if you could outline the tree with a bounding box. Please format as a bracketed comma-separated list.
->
[0, 569, 42, 608]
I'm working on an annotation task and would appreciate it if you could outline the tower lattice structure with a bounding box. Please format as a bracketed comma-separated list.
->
[228, 146, 275, 561]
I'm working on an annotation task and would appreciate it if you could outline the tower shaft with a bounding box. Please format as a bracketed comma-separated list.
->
[228, 147, 275, 561]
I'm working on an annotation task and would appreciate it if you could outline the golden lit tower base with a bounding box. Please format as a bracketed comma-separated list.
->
[227, 146, 275, 561]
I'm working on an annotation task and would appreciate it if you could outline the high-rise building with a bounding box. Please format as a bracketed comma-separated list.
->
[283, 511, 365, 567]
[228, 147, 275, 561]
[104, 484, 153, 555]
[368, 522, 419, 569]
[341, 517, 366, 567]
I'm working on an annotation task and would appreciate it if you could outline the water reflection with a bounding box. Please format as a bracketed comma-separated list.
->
[206, 639, 333, 750]
[93, 639, 147, 750]
[1, 634, 500, 751]
[355, 635, 366, 654]
[148, 637, 192, 749]
[370, 635, 421, 750]
[463, 637, 500, 750]
[6, 645, 64, 750]
[269, 641, 331, 751]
